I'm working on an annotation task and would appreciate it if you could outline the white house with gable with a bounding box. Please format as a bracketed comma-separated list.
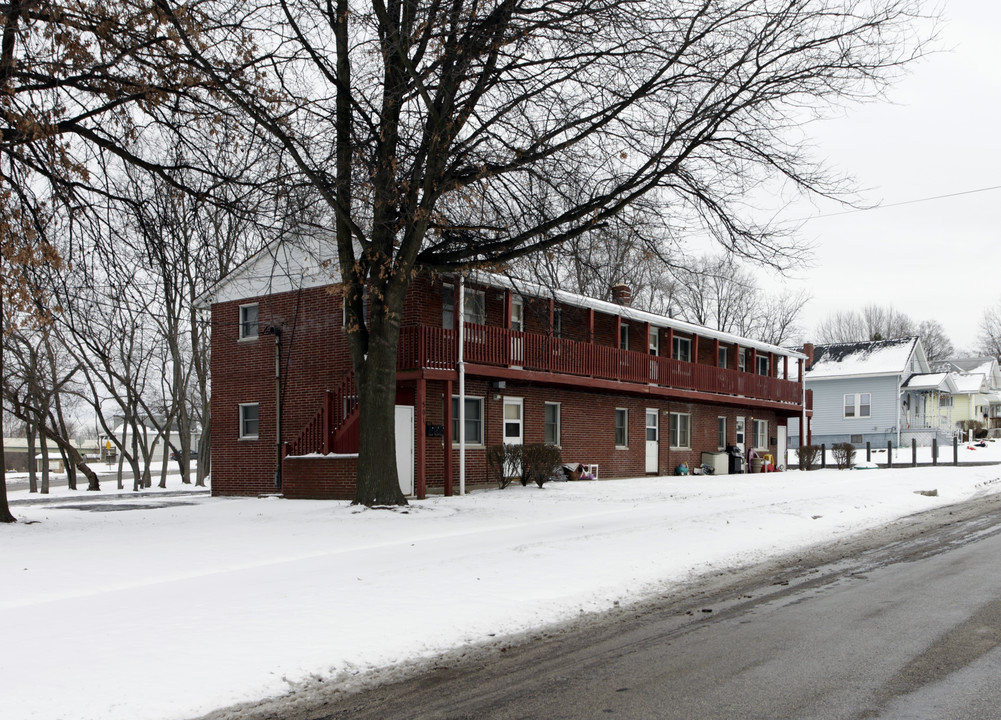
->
[788, 337, 946, 449]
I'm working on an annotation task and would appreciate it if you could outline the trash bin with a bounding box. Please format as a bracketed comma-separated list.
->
[726, 445, 744, 474]
[751, 457, 765, 474]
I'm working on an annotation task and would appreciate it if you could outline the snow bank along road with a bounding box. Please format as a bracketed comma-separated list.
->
[213, 492, 1001, 720]
[3, 448, 1001, 720]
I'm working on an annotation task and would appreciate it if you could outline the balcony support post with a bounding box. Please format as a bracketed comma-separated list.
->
[444, 379, 453, 496]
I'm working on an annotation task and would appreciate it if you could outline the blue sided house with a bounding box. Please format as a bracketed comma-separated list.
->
[788, 337, 941, 449]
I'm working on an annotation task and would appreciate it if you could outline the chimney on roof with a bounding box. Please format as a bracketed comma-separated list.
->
[611, 283, 632, 307]
[803, 343, 815, 371]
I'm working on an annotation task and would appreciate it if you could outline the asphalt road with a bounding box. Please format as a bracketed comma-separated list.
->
[199, 492, 1001, 720]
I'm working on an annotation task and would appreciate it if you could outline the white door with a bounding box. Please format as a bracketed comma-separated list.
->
[777, 425, 787, 471]
[503, 398, 524, 477]
[735, 416, 746, 471]
[394, 405, 414, 496]
[645, 409, 659, 474]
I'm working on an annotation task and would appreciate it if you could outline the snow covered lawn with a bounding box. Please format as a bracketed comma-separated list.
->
[4, 443, 1001, 720]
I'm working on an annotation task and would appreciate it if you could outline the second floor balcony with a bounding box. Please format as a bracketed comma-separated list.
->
[398, 324, 805, 407]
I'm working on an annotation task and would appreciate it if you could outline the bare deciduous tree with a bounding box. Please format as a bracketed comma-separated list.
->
[670, 256, 809, 345]
[979, 299, 1001, 363]
[917, 319, 954, 363]
[816, 304, 917, 344]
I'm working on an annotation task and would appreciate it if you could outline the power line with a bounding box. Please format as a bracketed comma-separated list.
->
[804, 183, 1001, 220]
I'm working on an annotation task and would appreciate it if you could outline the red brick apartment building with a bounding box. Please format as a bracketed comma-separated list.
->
[204, 245, 811, 499]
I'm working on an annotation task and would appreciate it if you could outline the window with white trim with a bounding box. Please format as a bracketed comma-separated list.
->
[939, 395, 953, 407]
[239, 304, 258, 340]
[619, 324, 629, 351]
[752, 419, 768, 449]
[239, 403, 259, 440]
[552, 308, 563, 338]
[756, 354, 770, 376]
[511, 295, 524, 331]
[451, 396, 484, 445]
[649, 330, 659, 356]
[718, 346, 728, 369]
[738, 348, 747, 372]
[672, 336, 691, 362]
[844, 393, 872, 418]
[669, 412, 691, 449]
[717, 417, 727, 450]
[615, 408, 628, 448]
[544, 402, 561, 446]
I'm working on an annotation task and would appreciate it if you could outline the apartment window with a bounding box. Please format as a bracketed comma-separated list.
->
[756, 354, 770, 376]
[672, 336, 692, 362]
[239, 304, 258, 340]
[844, 393, 872, 418]
[718, 346, 728, 369]
[738, 348, 747, 372]
[442, 284, 455, 328]
[717, 417, 727, 450]
[615, 408, 628, 448]
[939, 395, 953, 407]
[545, 402, 561, 446]
[451, 396, 484, 445]
[552, 308, 563, 338]
[238, 403, 259, 440]
[753, 419, 768, 449]
[511, 295, 524, 331]
[465, 289, 486, 324]
[850, 434, 864, 444]
[443, 284, 486, 327]
[619, 324, 629, 351]
[670, 412, 691, 449]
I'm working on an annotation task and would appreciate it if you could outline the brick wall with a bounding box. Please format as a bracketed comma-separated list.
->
[211, 273, 794, 497]
[283, 455, 357, 499]
[211, 284, 351, 495]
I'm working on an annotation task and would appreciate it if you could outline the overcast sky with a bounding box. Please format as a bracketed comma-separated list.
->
[773, 0, 1000, 352]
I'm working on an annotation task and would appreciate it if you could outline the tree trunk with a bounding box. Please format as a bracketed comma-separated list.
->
[64, 446, 77, 490]
[39, 425, 50, 494]
[39, 432, 101, 492]
[196, 417, 210, 487]
[116, 431, 125, 490]
[0, 322, 15, 522]
[352, 320, 407, 507]
[26, 424, 37, 493]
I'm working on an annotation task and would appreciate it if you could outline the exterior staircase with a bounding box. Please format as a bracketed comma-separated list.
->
[285, 372, 359, 456]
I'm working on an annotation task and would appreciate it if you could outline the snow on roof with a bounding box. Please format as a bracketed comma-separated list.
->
[806, 337, 918, 379]
[951, 373, 988, 394]
[946, 357, 996, 375]
[902, 372, 953, 392]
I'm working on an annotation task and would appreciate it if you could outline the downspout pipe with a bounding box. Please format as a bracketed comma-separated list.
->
[458, 275, 466, 496]
[266, 325, 282, 490]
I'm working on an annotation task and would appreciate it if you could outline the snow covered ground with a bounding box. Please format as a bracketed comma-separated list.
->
[4, 442, 1001, 720]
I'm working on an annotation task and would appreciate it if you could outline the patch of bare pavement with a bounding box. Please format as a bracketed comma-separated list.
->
[194, 491, 1001, 720]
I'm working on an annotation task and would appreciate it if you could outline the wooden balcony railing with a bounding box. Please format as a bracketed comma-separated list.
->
[398, 325, 804, 406]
